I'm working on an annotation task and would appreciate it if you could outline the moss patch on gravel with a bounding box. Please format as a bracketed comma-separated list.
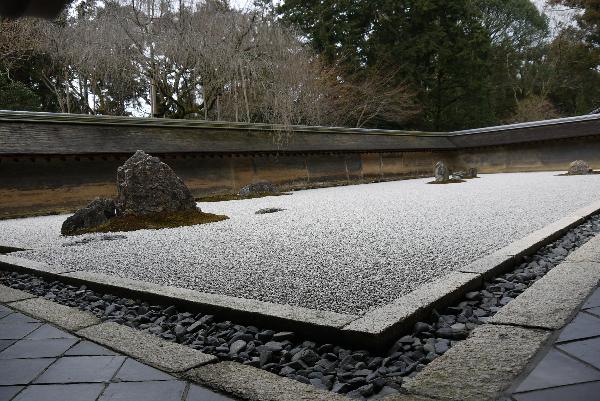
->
[67, 209, 229, 236]
[196, 192, 289, 202]
[427, 179, 466, 184]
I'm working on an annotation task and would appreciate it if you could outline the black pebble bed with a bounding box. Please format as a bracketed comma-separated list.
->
[2, 215, 600, 400]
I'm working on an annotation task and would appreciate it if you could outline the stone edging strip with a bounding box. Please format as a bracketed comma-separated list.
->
[1, 199, 600, 350]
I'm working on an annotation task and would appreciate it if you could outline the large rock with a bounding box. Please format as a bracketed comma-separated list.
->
[239, 181, 279, 197]
[116, 150, 196, 215]
[568, 160, 592, 175]
[61, 198, 116, 235]
[434, 161, 450, 183]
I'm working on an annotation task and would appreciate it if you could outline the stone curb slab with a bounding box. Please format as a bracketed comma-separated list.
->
[185, 361, 348, 401]
[77, 322, 216, 372]
[403, 324, 550, 401]
[0, 284, 36, 303]
[565, 235, 600, 263]
[0, 254, 74, 275]
[9, 297, 99, 331]
[490, 261, 600, 330]
[342, 272, 481, 348]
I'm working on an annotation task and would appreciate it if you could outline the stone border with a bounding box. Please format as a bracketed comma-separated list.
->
[396, 234, 600, 401]
[2, 200, 600, 350]
[0, 291, 353, 401]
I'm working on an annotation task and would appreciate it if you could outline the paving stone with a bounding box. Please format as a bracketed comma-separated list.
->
[185, 384, 238, 401]
[587, 306, 600, 318]
[513, 381, 600, 401]
[583, 288, 600, 309]
[9, 298, 99, 331]
[0, 358, 55, 385]
[77, 322, 216, 372]
[0, 313, 40, 324]
[557, 312, 600, 343]
[514, 349, 600, 392]
[24, 324, 77, 340]
[0, 323, 42, 340]
[0, 305, 13, 319]
[114, 358, 175, 382]
[558, 337, 600, 370]
[64, 340, 118, 356]
[0, 338, 79, 359]
[12, 383, 105, 401]
[186, 361, 348, 401]
[34, 355, 126, 383]
[403, 325, 550, 401]
[490, 261, 600, 330]
[98, 381, 186, 401]
[0, 339, 15, 352]
[0, 285, 36, 303]
[0, 386, 24, 401]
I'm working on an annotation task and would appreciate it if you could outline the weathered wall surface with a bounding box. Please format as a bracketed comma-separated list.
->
[2, 111, 600, 219]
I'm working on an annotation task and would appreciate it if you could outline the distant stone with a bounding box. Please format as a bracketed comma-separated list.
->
[434, 161, 450, 182]
[568, 160, 592, 175]
[255, 208, 285, 215]
[466, 167, 478, 178]
[239, 181, 279, 197]
[116, 150, 196, 215]
[61, 198, 116, 235]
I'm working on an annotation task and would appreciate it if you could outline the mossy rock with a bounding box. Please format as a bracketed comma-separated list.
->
[65, 209, 228, 236]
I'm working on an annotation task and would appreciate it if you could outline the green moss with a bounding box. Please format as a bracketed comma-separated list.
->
[0, 245, 26, 254]
[196, 192, 288, 202]
[427, 179, 466, 184]
[67, 209, 228, 236]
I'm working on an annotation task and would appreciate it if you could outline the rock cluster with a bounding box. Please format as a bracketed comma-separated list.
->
[568, 160, 592, 175]
[6, 213, 600, 400]
[434, 161, 449, 182]
[61, 198, 117, 236]
[117, 150, 196, 215]
[239, 181, 279, 197]
[61, 150, 197, 235]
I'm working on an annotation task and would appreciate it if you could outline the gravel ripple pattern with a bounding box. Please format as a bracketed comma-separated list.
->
[1, 172, 600, 315]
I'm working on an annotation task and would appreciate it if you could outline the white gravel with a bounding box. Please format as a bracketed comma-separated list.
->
[1, 172, 599, 315]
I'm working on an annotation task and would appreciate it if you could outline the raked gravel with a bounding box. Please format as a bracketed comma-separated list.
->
[1, 172, 600, 315]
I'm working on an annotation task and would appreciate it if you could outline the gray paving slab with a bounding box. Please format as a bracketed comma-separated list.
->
[514, 349, 600, 392]
[587, 306, 600, 317]
[0, 339, 15, 351]
[9, 297, 100, 331]
[558, 336, 600, 370]
[584, 287, 600, 309]
[77, 322, 216, 372]
[12, 383, 105, 401]
[403, 324, 550, 401]
[64, 340, 118, 356]
[0, 284, 36, 303]
[186, 361, 351, 401]
[0, 338, 79, 359]
[0, 323, 42, 340]
[34, 355, 126, 384]
[513, 381, 600, 401]
[0, 386, 24, 401]
[114, 358, 176, 382]
[490, 261, 600, 330]
[557, 312, 600, 343]
[24, 324, 77, 340]
[0, 313, 40, 324]
[98, 381, 187, 401]
[0, 305, 13, 319]
[0, 358, 56, 385]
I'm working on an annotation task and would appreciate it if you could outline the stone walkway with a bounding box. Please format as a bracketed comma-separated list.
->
[507, 286, 600, 401]
[0, 304, 236, 401]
